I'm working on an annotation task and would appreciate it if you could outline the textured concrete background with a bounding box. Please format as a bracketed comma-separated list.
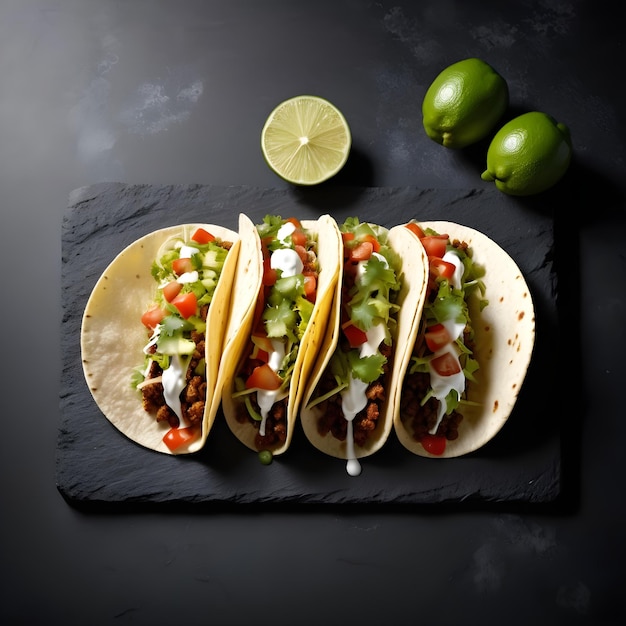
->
[1, 1, 624, 624]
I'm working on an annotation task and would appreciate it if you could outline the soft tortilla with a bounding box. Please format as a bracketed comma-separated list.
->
[300, 223, 429, 460]
[81, 222, 240, 455]
[394, 221, 535, 458]
[221, 214, 342, 456]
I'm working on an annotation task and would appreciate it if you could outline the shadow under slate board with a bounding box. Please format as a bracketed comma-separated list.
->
[57, 183, 560, 507]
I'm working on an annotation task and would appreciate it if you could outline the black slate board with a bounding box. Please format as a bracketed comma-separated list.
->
[57, 183, 560, 507]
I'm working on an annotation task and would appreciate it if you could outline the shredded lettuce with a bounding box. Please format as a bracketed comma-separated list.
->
[257, 216, 318, 344]
[134, 232, 230, 390]
[409, 228, 487, 416]
[235, 214, 319, 427]
[315, 218, 401, 395]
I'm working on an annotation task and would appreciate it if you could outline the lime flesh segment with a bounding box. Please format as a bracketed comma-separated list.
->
[261, 95, 351, 185]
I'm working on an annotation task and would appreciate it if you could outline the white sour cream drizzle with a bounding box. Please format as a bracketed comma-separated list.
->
[143, 242, 199, 430]
[173, 244, 200, 286]
[428, 250, 466, 434]
[277, 221, 296, 242]
[176, 270, 199, 284]
[178, 244, 200, 258]
[162, 354, 192, 428]
[341, 321, 387, 476]
[143, 328, 193, 428]
[255, 226, 304, 436]
[256, 339, 287, 436]
[340, 252, 389, 476]
[443, 250, 463, 291]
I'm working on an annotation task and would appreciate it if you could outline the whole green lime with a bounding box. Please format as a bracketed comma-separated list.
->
[481, 111, 572, 196]
[422, 58, 509, 149]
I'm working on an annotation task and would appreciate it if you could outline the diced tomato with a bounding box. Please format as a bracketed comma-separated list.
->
[431, 351, 462, 377]
[163, 426, 199, 451]
[162, 280, 182, 302]
[349, 241, 374, 262]
[191, 227, 215, 244]
[246, 364, 282, 390]
[424, 323, 452, 353]
[263, 256, 278, 286]
[171, 292, 197, 319]
[291, 228, 308, 248]
[141, 305, 166, 329]
[420, 235, 448, 258]
[342, 233, 355, 260]
[343, 258, 360, 278]
[405, 222, 425, 238]
[250, 346, 270, 363]
[285, 217, 302, 229]
[303, 274, 316, 302]
[360, 234, 381, 253]
[342, 321, 368, 347]
[260, 236, 274, 252]
[429, 257, 456, 280]
[172, 257, 194, 276]
[295, 244, 309, 265]
[420, 434, 447, 456]
[282, 218, 307, 247]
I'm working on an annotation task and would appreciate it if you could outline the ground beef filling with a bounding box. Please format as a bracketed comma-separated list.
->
[315, 341, 391, 447]
[399, 370, 463, 442]
[233, 348, 288, 449]
[234, 393, 288, 450]
[141, 307, 208, 429]
[401, 237, 475, 444]
[233, 238, 318, 450]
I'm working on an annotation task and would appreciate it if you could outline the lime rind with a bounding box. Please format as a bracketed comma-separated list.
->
[261, 95, 351, 185]
[422, 58, 509, 150]
[482, 111, 572, 196]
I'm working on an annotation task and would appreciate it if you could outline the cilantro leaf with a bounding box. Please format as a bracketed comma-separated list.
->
[257, 215, 284, 240]
[160, 314, 192, 337]
[130, 366, 146, 389]
[263, 298, 297, 341]
[431, 281, 468, 325]
[340, 216, 361, 234]
[358, 254, 399, 293]
[349, 297, 379, 331]
[348, 351, 387, 384]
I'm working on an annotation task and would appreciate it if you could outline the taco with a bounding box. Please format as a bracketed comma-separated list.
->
[394, 220, 535, 458]
[221, 214, 342, 458]
[81, 221, 241, 454]
[301, 218, 429, 475]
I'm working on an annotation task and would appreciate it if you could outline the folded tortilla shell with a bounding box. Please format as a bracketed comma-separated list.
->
[221, 214, 342, 456]
[300, 223, 429, 460]
[394, 221, 535, 458]
[80, 223, 240, 454]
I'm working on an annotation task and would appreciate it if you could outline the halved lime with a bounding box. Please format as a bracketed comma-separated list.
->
[261, 95, 351, 185]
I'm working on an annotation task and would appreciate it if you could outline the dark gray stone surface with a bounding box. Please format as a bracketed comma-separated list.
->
[58, 183, 560, 506]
